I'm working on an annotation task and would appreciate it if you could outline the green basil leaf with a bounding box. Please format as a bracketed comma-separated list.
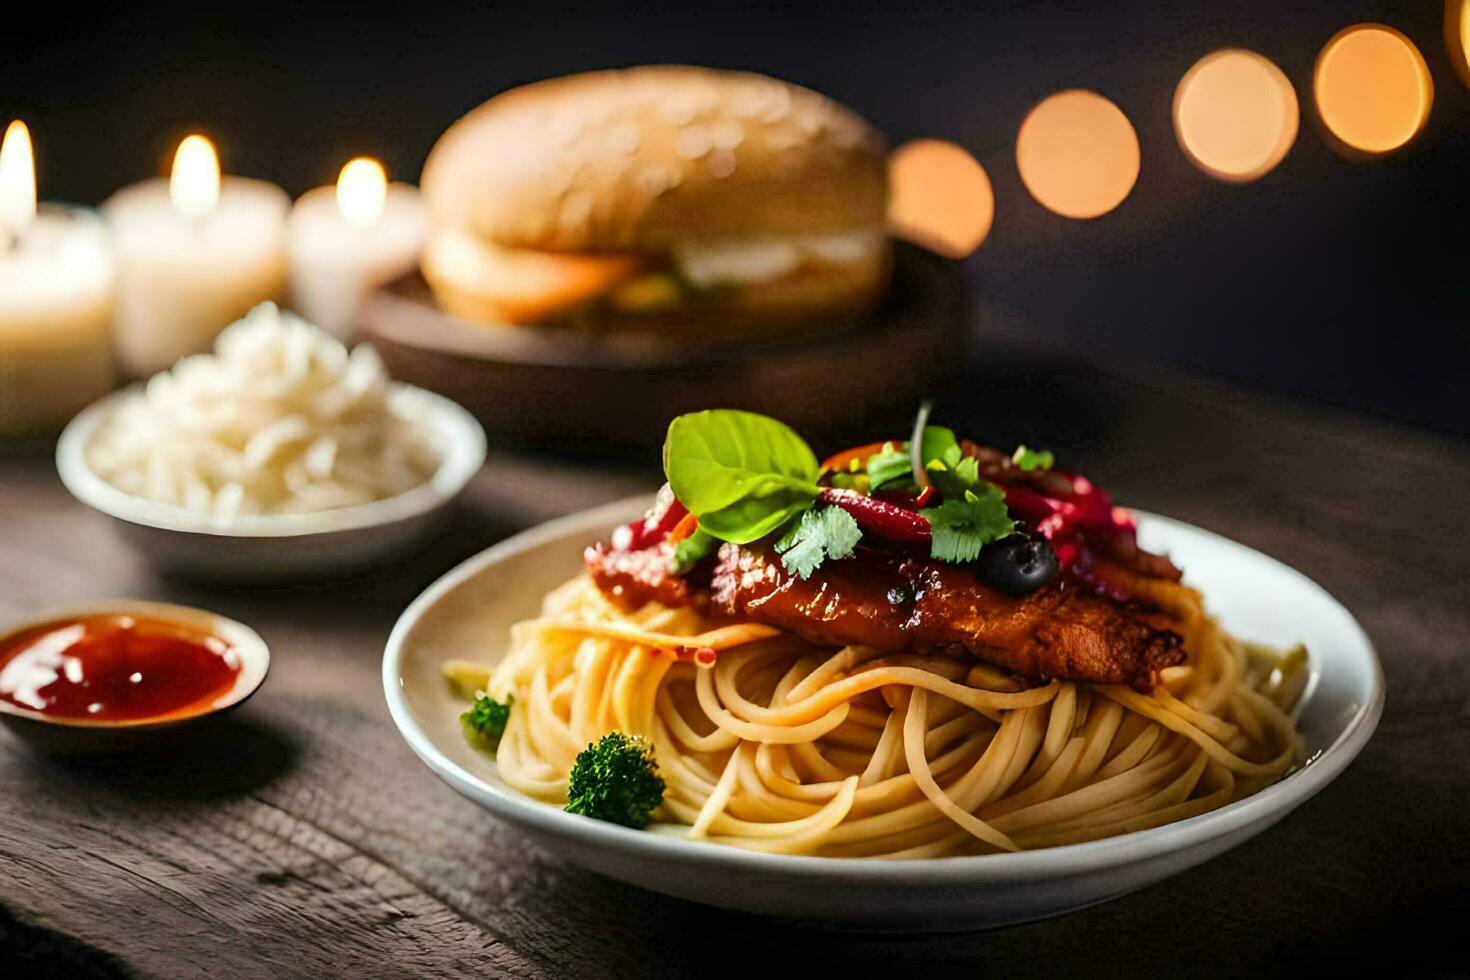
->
[663, 410, 822, 544]
[696, 487, 817, 543]
[866, 443, 913, 490]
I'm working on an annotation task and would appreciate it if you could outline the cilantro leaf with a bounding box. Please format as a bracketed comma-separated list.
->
[818, 507, 863, 560]
[866, 442, 912, 490]
[671, 528, 717, 573]
[775, 505, 863, 579]
[775, 516, 827, 579]
[920, 485, 1015, 563]
[916, 425, 987, 499]
[926, 452, 981, 499]
[1012, 445, 1055, 472]
[953, 454, 980, 484]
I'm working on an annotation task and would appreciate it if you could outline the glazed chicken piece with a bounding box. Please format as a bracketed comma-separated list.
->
[584, 540, 696, 609]
[707, 544, 1184, 691]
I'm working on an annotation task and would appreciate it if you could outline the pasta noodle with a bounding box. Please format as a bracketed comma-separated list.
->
[447, 573, 1308, 858]
[86, 302, 442, 520]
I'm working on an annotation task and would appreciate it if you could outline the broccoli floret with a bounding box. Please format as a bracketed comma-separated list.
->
[460, 694, 513, 750]
[564, 732, 665, 829]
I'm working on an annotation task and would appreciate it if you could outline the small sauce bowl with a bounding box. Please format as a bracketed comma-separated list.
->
[0, 601, 269, 753]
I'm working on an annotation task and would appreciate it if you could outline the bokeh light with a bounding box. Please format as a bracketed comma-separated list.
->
[1174, 49, 1298, 182]
[1016, 89, 1139, 219]
[887, 139, 994, 258]
[1314, 24, 1433, 156]
[1447, 0, 1470, 88]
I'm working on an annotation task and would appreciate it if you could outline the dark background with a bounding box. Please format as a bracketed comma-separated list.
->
[6, 1, 1467, 434]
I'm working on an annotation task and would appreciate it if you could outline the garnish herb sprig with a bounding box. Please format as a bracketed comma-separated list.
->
[774, 505, 863, 579]
[663, 410, 822, 545]
[1012, 445, 1055, 471]
[662, 408, 1020, 578]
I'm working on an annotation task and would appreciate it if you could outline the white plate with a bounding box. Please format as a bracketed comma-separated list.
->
[383, 497, 1383, 929]
[56, 383, 486, 581]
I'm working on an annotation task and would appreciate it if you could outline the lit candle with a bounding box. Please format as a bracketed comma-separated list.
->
[103, 134, 289, 376]
[0, 121, 116, 439]
[286, 157, 427, 338]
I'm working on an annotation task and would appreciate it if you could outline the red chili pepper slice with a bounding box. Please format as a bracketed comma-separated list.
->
[818, 487, 931, 544]
[617, 486, 689, 551]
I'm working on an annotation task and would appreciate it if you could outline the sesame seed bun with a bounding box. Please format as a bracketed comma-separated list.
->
[419, 65, 887, 252]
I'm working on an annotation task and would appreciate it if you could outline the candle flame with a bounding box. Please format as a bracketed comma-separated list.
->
[0, 120, 37, 237]
[171, 134, 220, 218]
[337, 157, 387, 228]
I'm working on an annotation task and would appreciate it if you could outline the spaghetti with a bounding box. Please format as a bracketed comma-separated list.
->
[445, 571, 1307, 858]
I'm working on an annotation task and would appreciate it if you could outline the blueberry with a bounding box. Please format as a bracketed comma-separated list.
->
[979, 534, 1060, 596]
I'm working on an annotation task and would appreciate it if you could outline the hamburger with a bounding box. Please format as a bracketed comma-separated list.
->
[418, 65, 890, 335]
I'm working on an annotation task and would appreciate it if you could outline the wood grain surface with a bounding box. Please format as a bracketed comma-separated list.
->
[2, 351, 1466, 978]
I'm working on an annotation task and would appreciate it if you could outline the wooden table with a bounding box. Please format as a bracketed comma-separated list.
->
[3, 351, 1466, 977]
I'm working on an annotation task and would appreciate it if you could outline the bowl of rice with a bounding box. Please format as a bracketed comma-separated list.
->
[57, 303, 486, 581]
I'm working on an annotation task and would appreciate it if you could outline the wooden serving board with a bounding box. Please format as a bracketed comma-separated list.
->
[360, 243, 968, 454]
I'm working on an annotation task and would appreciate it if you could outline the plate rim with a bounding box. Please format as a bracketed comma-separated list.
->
[383, 495, 1384, 884]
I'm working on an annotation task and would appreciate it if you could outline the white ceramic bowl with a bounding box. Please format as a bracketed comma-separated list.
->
[56, 384, 486, 581]
[383, 497, 1383, 930]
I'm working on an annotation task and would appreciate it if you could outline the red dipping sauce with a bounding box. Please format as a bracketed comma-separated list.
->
[0, 614, 241, 722]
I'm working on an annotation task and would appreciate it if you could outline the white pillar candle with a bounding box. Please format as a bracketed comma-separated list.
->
[286, 157, 427, 339]
[0, 121, 116, 440]
[103, 135, 288, 377]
